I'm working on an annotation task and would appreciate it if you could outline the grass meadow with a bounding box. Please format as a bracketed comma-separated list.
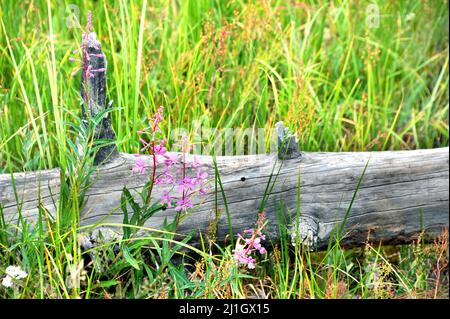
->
[0, 0, 448, 299]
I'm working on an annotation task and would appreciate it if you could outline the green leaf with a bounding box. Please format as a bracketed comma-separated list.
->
[122, 245, 140, 270]
[140, 202, 164, 225]
[122, 187, 142, 226]
[121, 186, 131, 239]
[99, 280, 120, 288]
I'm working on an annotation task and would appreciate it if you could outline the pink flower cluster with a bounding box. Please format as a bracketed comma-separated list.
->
[69, 12, 106, 79]
[133, 107, 208, 213]
[233, 211, 267, 269]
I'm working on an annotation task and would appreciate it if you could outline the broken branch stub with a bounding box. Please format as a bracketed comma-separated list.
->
[276, 122, 301, 159]
[81, 32, 117, 165]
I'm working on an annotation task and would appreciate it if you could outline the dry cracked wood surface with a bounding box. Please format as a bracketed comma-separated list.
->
[1, 146, 448, 250]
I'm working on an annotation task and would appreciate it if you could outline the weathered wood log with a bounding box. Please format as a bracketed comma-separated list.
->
[1, 146, 448, 250]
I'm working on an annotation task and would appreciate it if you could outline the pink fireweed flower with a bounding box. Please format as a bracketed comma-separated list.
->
[233, 211, 267, 269]
[139, 138, 151, 152]
[86, 65, 106, 78]
[161, 190, 172, 208]
[175, 197, 193, 213]
[154, 106, 164, 123]
[154, 141, 167, 156]
[133, 156, 146, 174]
[234, 250, 256, 269]
[86, 65, 94, 78]
[86, 11, 93, 31]
[89, 53, 104, 58]
[196, 171, 208, 181]
[145, 106, 164, 135]
[190, 156, 201, 169]
[81, 12, 94, 47]
[248, 237, 266, 254]
[134, 106, 209, 216]
[69, 12, 94, 74]
[162, 171, 176, 185]
[164, 153, 179, 167]
[71, 68, 82, 77]
[177, 176, 197, 194]
[92, 67, 106, 73]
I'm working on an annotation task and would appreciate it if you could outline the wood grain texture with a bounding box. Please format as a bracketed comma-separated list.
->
[1, 147, 448, 250]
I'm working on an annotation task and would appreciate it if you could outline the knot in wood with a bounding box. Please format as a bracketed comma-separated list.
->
[289, 217, 319, 250]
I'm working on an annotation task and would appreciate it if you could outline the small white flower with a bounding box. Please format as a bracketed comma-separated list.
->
[2, 276, 13, 288]
[2, 265, 28, 288]
[5, 266, 28, 279]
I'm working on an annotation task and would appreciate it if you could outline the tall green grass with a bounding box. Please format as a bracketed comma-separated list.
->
[0, 0, 448, 172]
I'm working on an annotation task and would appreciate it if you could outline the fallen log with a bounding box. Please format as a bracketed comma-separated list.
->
[1, 146, 448, 250]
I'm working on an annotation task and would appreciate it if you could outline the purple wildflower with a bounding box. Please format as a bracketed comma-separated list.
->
[161, 190, 172, 208]
[233, 211, 267, 269]
[177, 176, 196, 194]
[163, 171, 175, 185]
[154, 141, 167, 155]
[196, 171, 208, 181]
[71, 68, 81, 77]
[69, 12, 106, 80]
[164, 153, 179, 167]
[134, 106, 209, 216]
[133, 157, 146, 174]
[190, 156, 201, 169]
[175, 197, 193, 213]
